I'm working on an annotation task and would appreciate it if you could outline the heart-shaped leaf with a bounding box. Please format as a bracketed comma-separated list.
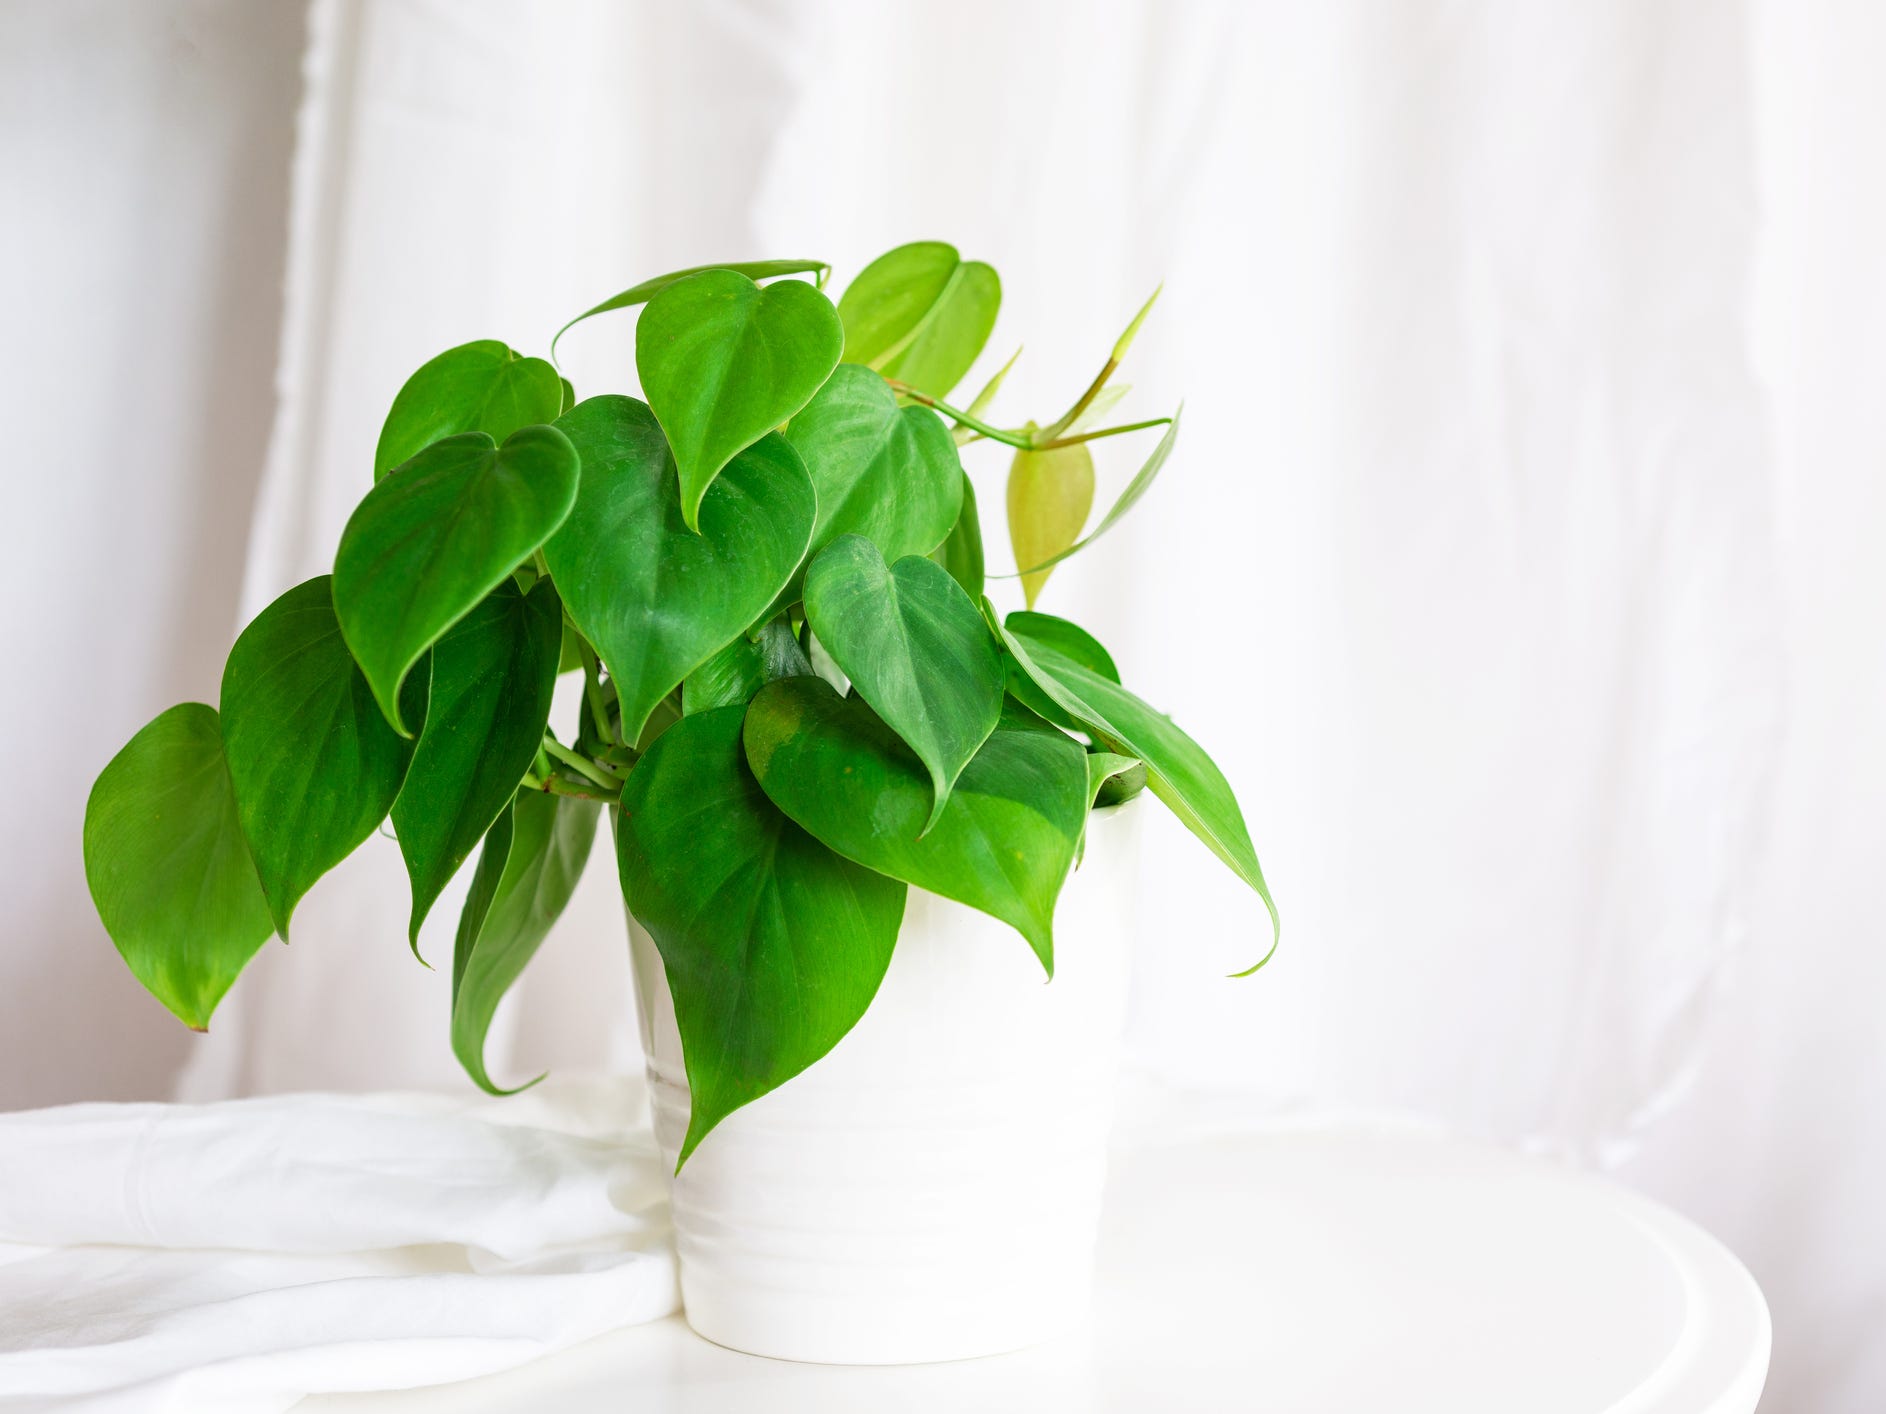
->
[334, 425, 579, 734]
[838, 242, 1001, 398]
[930, 470, 986, 597]
[743, 678, 1087, 974]
[635, 269, 841, 532]
[451, 789, 600, 1095]
[618, 705, 906, 1167]
[1007, 434, 1094, 609]
[83, 703, 275, 1030]
[373, 341, 564, 481]
[992, 606, 1279, 969]
[682, 618, 812, 715]
[221, 577, 418, 937]
[802, 536, 1003, 831]
[391, 578, 563, 952]
[553, 259, 830, 360]
[543, 396, 814, 743]
[782, 364, 964, 572]
[1005, 408, 1181, 581]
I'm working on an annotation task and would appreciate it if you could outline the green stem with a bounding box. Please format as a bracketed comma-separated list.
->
[1040, 357, 1120, 443]
[521, 769, 618, 802]
[886, 381, 1035, 449]
[1036, 416, 1172, 451]
[541, 736, 619, 791]
[575, 638, 615, 745]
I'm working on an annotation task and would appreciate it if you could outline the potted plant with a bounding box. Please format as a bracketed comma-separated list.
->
[82, 242, 1277, 1364]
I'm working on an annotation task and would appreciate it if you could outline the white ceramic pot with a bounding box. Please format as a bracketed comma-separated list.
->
[627, 798, 1141, 1365]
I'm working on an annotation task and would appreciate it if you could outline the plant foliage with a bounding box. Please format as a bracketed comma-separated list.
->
[82, 242, 1277, 1164]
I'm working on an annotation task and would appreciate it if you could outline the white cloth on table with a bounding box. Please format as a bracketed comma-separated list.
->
[0, 1079, 676, 1413]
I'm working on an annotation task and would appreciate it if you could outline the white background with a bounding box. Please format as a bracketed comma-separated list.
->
[2, 1, 1880, 1408]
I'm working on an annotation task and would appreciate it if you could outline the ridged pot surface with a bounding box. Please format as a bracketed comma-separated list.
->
[628, 800, 1141, 1364]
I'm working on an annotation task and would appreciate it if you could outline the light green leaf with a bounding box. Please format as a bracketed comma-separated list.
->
[1006, 407, 1181, 580]
[744, 679, 1086, 975]
[83, 703, 275, 1030]
[451, 790, 600, 1095]
[802, 536, 1003, 831]
[881, 262, 1000, 399]
[781, 364, 964, 574]
[992, 606, 1278, 969]
[930, 471, 986, 598]
[391, 579, 563, 953]
[334, 426, 579, 735]
[1007, 432, 1094, 609]
[221, 577, 418, 937]
[618, 705, 905, 1167]
[837, 242, 1001, 398]
[374, 341, 563, 482]
[953, 346, 1023, 447]
[635, 269, 842, 532]
[552, 259, 829, 360]
[1066, 383, 1130, 436]
[682, 618, 812, 715]
[1085, 751, 1143, 809]
[544, 395, 814, 743]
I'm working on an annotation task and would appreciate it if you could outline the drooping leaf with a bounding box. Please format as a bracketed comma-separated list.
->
[618, 705, 905, 1167]
[991, 606, 1278, 968]
[1085, 751, 1143, 809]
[837, 242, 1001, 397]
[83, 703, 275, 1030]
[1007, 432, 1094, 609]
[552, 259, 829, 360]
[780, 365, 964, 579]
[930, 471, 986, 598]
[451, 790, 600, 1095]
[1005, 407, 1181, 580]
[682, 618, 812, 715]
[802, 536, 1003, 831]
[373, 341, 564, 482]
[221, 577, 418, 937]
[543, 395, 814, 743]
[635, 269, 842, 532]
[1000, 609, 1119, 729]
[744, 679, 1086, 975]
[392, 578, 563, 953]
[334, 426, 579, 734]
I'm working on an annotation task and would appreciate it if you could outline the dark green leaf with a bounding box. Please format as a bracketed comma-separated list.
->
[1006, 612, 1120, 681]
[802, 536, 1003, 831]
[992, 606, 1279, 969]
[618, 705, 905, 1167]
[544, 395, 815, 742]
[743, 679, 1086, 975]
[682, 618, 812, 715]
[930, 470, 986, 597]
[552, 259, 829, 360]
[374, 341, 563, 481]
[221, 577, 417, 936]
[635, 269, 842, 532]
[83, 703, 275, 1030]
[451, 790, 600, 1095]
[392, 579, 563, 953]
[334, 425, 579, 734]
[781, 364, 964, 575]
[838, 242, 1001, 398]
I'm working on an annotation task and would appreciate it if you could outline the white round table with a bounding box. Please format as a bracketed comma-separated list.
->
[301, 1111, 1770, 1413]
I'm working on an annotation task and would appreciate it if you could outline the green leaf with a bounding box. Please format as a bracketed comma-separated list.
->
[544, 395, 814, 743]
[83, 703, 275, 1030]
[781, 364, 964, 573]
[682, 618, 812, 715]
[838, 242, 1001, 397]
[1007, 433, 1094, 609]
[1007, 407, 1181, 580]
[743, 678, 1086, 975]
[618, 705, 905, 1167]
[635, 269, 842, 532]
[451, 790, 600, 1095]
[953, 346, 1022, 447]
[930, 471, 986, 598]
[1085, 751, 1143, 809]
[334, 425, 580, 734]
[391, 578, 563, 953]
[802, 536, 1003, 831]
[992, 606, 1278, 969]
[374, 341, 563, 482]
[552, 259, 829, 360]
[1000, 610, 1118, 729]
[221, 577, 418, 937]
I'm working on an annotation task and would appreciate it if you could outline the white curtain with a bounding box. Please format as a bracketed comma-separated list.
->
[6, 2, 1882, 1408]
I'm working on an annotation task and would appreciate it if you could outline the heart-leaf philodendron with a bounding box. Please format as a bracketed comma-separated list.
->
[84, 242, 1278, 1163]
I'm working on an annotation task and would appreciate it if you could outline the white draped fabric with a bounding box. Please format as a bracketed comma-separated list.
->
[4, 1, 1881, 1408]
